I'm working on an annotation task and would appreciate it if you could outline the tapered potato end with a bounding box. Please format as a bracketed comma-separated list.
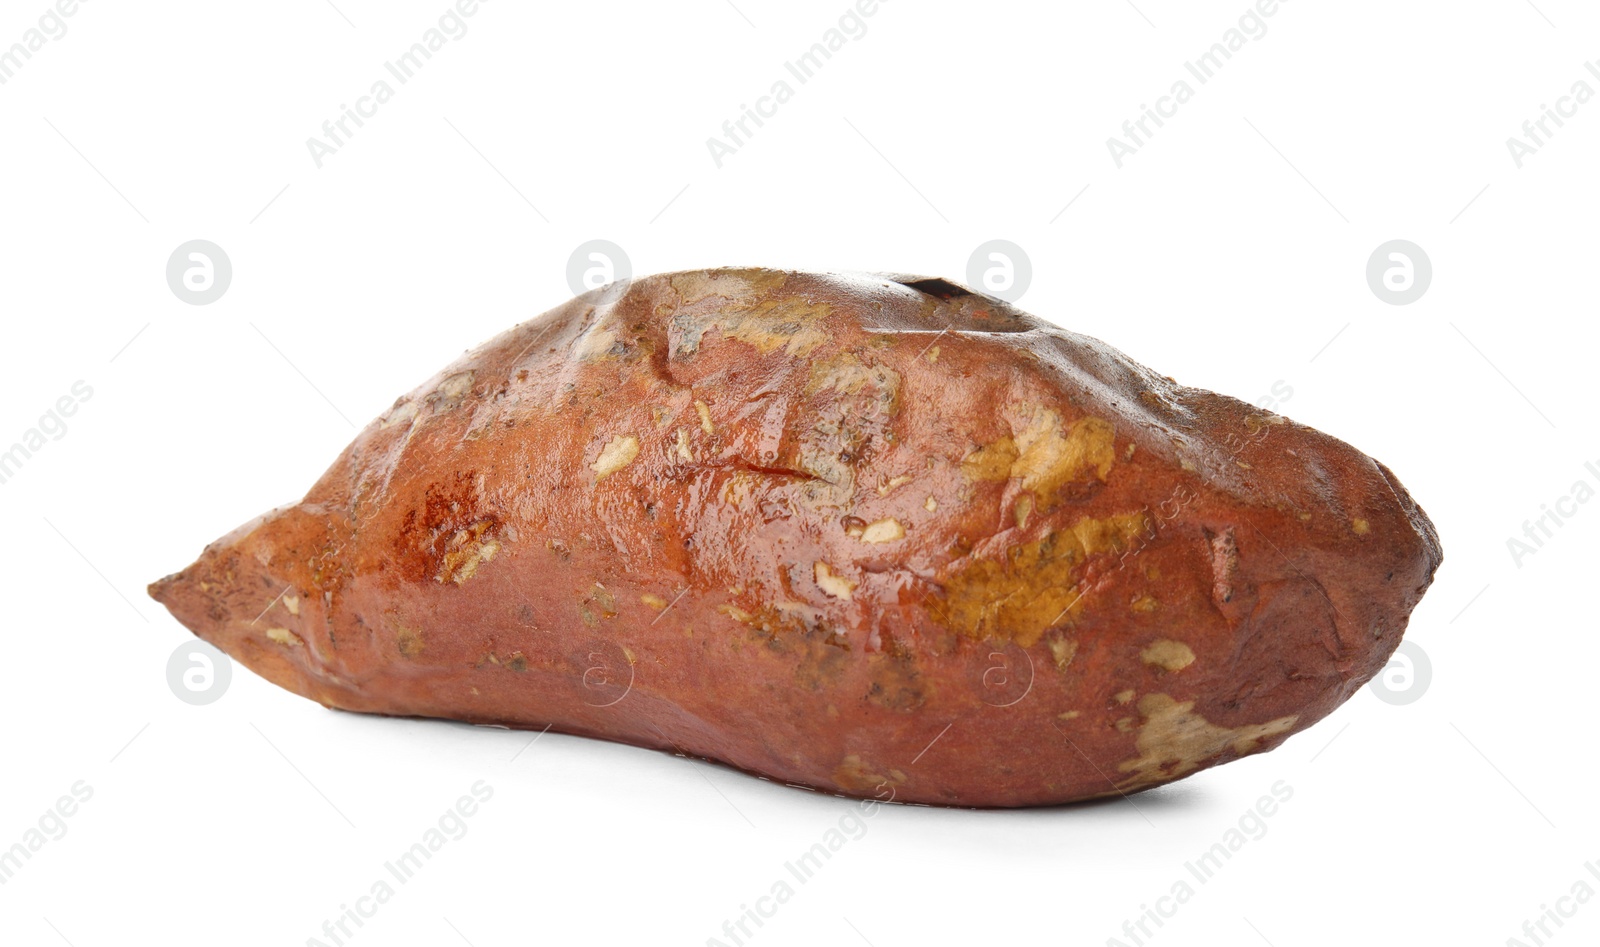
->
[148, 504, 344, 707]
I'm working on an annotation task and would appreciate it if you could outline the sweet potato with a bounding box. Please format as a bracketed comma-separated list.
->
[149, 269, 1442, 807]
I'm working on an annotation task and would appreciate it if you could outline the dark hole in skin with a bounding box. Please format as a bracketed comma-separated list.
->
[894, 277, 970, 300]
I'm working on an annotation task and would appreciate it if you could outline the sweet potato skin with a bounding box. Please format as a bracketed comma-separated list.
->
[150, 269, 1441, 807]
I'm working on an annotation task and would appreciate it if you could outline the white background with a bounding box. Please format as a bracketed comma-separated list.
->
[2, 1, 1596, 945]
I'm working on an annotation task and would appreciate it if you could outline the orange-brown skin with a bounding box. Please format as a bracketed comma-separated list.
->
[149, 269, 1442, 807]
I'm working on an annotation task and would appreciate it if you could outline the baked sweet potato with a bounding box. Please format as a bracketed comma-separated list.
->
[149, 269, 1442, 807]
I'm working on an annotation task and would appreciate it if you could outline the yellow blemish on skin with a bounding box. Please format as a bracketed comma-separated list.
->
[1299, 512, 1313, 521]
[1048, 635, 1078, 670]
[1115, 689, 1136, 705]
[1124, 442, 1137, 461]
[721, 471, 762, 509]
[1236, 461, 1253, 470]
[592, 434, 640, 481]
[1071, 515, 1142, 555]
[675, 429, 692, 462]
[961, 408, 1117, 505]
[429, 371, 475, 410]
[718, 604, 754, 623]
[717, 297, 831, 356]
[1130, 594, 1159, 613]
[1115, 717, 1136, 732]
[807, 353, 899, 399]
[282, 594, 299, 616]
[438, 521, 501, 584]
[1058, 710, 1081, 720]
[926, 345, 940, 363]
[877, 475, 913, 496]
[1015, 495, 1034, 529]
[695, 400, 715, 434]
[396, 625, 424, 658]
[833, 754, 906, 795]
[860, 518, 905, 544]
[814, 562, 856, 600]
[936, 511, 1150, 646]
[1140, 639, 1196, 672]
[1115, 694, 1298, 791]
[1353, 518, 1371, 535]
[487, 653, 528, 678]
[380, 400, 418, 428]
[575, 313, 622, 362]
[265, 627, 303, 647]
[669, 272, 831, 357]
[1013, 409, 1115, 495]
[590, 583, 619, 617]
[1180, 458, 1197, 472]
[641, 593, 668, 610]
[925, 496, 938, 512]
[961, 439, 1016, 481]
[671, 268, 790, 305]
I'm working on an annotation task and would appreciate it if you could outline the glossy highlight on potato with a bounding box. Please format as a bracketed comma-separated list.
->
[150, 269, 1442, 807]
